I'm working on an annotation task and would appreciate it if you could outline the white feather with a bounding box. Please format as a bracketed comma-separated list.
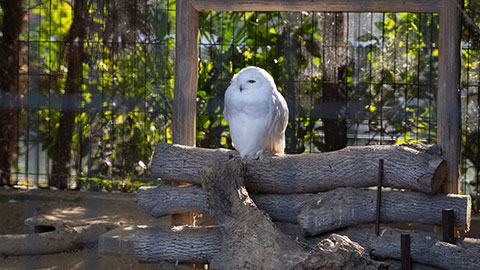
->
[224, 66, 289, 159]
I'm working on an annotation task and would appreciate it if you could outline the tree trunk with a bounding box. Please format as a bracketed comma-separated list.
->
[50, 0, 89, 189]
[137, 185, 471, 233]
[321, 12, 348, 152]
[0, 0, 25, 185]
[197, 158, 306, 269]
[280, 13, 302, 154]
[150, 142, 446, 194]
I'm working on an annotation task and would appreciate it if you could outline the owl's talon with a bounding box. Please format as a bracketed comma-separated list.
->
[255, 150, 264, 161]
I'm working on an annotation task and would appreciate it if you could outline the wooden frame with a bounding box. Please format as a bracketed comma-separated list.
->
[172, 0, 462, 194]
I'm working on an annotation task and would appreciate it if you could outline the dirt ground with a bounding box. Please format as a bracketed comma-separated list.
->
[0, 187, 173, 270]
[0, 188, 479, 270]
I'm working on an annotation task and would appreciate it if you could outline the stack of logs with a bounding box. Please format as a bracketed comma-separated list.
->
[135, 142, 479, 269]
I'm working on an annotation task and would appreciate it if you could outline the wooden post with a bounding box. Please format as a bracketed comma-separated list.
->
[437, 0, 463, 194]
[172, 0, 199, 225]
[173, 0, 198, 146]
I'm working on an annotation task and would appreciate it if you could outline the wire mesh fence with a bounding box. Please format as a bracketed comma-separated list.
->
[0, 0, 479, 210]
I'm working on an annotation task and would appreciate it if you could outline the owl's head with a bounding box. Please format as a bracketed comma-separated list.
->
[230, 66, 276, 93]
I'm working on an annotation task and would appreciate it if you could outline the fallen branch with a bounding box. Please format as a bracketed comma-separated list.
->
[136, 186, 471, 232]
[150, 142, 446, 194]
[0, 223, 109, 256]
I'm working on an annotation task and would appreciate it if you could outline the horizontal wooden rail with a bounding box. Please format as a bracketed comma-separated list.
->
[192, 0, 441, 13]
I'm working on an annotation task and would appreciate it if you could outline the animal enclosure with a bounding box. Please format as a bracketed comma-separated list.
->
[1, 1, 480, 208]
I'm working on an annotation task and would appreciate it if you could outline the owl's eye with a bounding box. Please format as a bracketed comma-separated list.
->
[248, 80, 256, 84]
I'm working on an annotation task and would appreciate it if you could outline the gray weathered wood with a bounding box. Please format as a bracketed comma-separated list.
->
[137, 185, 312, 223]
[134, 224, 480, 270]
[135, 225, 222, 264]
[198, 158, 306, 269]
[151, 142, 446, 194]
[298, 188, 471, 236]
[137, 185, 471, 233]
[191, 0, 440, 13]
[437, 0, 463, 194]
[302, 234, 387, 269]
[173, 0, 198, 146]
[384, 260, 442, 270]
[0, 224, 109, 256]
[137, 185, 210, 218]
[339, 226, 480, 270]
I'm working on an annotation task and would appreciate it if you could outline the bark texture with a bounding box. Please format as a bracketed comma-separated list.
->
[151, 142, 446, 194]
[137, 185, 312, 223]
[298, 234, 387, 270]
[437, 0, 463, 194]
[134, 224, 480, 269]
[320, 12, 348, 152]
[0, 224, 109, 256]
[338, 226, 480, 270]
[298, 188, 471, 236]
[135, 226, 222, 264]
[137, 185, 471, 233]
[198, 158, 307, 269]
[0, 0, 25, 185]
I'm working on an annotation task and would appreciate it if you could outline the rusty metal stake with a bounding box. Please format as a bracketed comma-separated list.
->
[442, 209, 456, 244]
[401, 234, 411, 270]
[376, 159, 384, 236]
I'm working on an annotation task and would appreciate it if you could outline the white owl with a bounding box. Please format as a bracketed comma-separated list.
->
[224, 66, 289, 160]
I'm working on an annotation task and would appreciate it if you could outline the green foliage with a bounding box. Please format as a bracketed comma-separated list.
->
[5, 0, 480, 203]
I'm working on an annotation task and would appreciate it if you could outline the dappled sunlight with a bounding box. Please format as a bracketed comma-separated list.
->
[47, 206, 87, 220]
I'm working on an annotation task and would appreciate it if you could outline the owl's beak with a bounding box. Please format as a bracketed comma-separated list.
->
[239, 85, 244, 92]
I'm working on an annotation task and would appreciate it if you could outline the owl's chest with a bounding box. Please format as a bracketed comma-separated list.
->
[228, 90, 272, 114]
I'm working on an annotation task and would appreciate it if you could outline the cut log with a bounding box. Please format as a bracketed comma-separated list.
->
[137, 185, 210, 218]
[298, 188, 471, 236]
[137, 185, 312, 223]
[134, 225, 222, 264]
[338, 226, 480, 270]
[0, 223, 109, 256]
[150, 142, 446, 194]
[198, 158, 307, 269]
[137, 186, 471, 233]
[134, 224, 480, 270]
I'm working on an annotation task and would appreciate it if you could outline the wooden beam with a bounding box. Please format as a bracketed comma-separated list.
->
[172, 0, 199, 226]
[192, 0, 441, 13]
[173, 0, 198, 146]
[437, 0, 462, 194]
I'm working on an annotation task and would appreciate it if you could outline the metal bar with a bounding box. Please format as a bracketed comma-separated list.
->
[442, 209, 456, 244]
[401, 234, 411, 270]
[376, 159, 384, 236]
